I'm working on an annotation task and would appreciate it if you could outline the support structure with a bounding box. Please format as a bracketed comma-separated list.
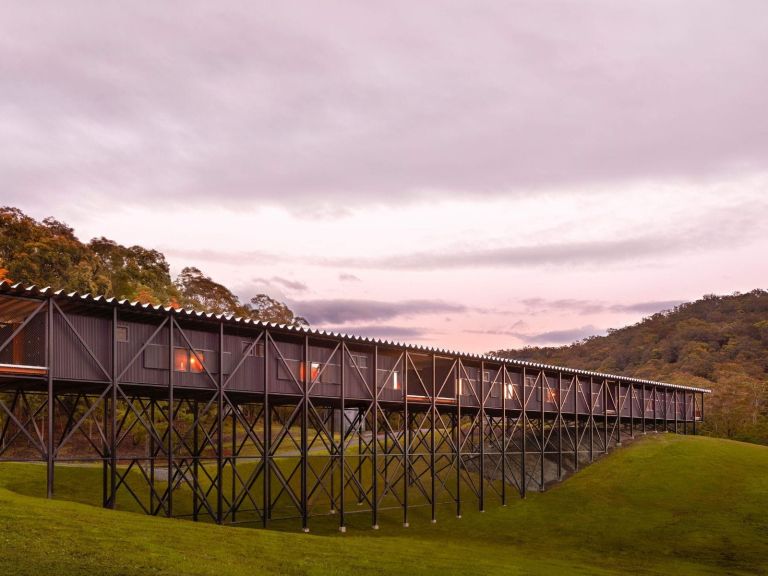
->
[0, 283, 709, 532]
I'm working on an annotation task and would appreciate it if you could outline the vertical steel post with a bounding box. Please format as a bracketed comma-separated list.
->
[501, 366, 507, 505]
[539, 371, 545, 491]
[521, 367, 526, 498]
[262, 330, 270, 527]
[641, 385, 646, 435]
[589, 377, 594, 462]
[110, 306, 117, 509]
[693, 392, 698, 435]
[403, 350, 409, 527]
[217, 322, 224, 524]
[557, 371, 562, 481]
[46, 297, 54, 498]
[653, 386, 657, 433]
[339, 344, 346, 532]
[431, 353, 437, 522]
[629, 382, 635, 438]
[372, 345, 379, 529]
[674, 390, 679, 434]
[603, 380, 608, 453]
[479, 361, 485, 510]
[150, 400, 156, 514]
[301, 335, 309, 532]
[616, 383, 621, 447]
[574, 376, 579, 471]
[193, 399, 199, 521]
[456, 360, 462, 517]
[357, 408, 363, 504]
[231, 408, 237, 522]
[168, 315, 174, 517]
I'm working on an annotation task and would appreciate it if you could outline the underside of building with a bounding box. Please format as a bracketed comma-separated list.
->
[0, 281, 709, 531]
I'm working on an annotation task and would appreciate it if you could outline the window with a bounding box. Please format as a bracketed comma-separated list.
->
[482, 370, 491, 382]
[299, 361, 321, 382]
[189, 350, 206, 373]
[392, 370, 400, 390]
[546, 389, 558, 403]
[174, 348, 189, 372]
[115, 325, 129, 343]
[348, 353, 368, 369]
[504, 383, 514, 400]
[242, 340, 265, 357]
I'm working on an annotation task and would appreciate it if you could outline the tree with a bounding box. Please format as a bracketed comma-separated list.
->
[249, 294, 308, 327]
[89, 237, 179, 304]
[175, 267, 250, 316]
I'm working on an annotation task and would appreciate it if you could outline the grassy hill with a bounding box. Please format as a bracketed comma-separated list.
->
[493, 290, 768, 445]
[1, 434, 766, 575]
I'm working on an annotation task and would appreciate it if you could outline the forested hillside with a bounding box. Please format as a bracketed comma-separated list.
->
[0, 207, 306, 326]
[493, 291, 768, 444]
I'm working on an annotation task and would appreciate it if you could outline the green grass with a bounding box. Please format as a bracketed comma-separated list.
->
[0, 434, 766, 575]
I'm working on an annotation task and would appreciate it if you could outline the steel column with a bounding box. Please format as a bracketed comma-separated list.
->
[339, 344, 346, 532]
[46, 297, 54, 498]
[372, 345, 379, 529]
[521, 367, 526, 498]
[301, 335, 309, 532]
[557, 371, 562, 481]
[262, 330, 271, 527]
[479, 361, 485, 511]
[167, 315, 174, 517]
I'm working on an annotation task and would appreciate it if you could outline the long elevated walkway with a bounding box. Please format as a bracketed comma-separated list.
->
[0, 281, 709, 531]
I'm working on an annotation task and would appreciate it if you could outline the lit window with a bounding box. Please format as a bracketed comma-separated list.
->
[505, 384, 514, 400]
[299, 361, 321, 382]
[174, 348, 189, 372]
[546, 389, 558, 403]
[115, 325, 129, 343]
[189, 350, 205, 373]
[392, 370, 399, 390]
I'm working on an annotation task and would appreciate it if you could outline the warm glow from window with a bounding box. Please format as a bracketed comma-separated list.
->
[300, 361, 321, 382]
[392, 371, 399, 390]
[190, 351, 205, 373]
[174, 348, 188, 372]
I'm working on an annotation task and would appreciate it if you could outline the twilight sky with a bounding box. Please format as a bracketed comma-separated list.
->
[2, 1, 767, 353]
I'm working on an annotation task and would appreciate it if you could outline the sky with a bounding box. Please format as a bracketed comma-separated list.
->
[2, 1, 767, 353]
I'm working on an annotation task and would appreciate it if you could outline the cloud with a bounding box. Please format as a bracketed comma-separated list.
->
[320, 324, 430, 342]
[522, 325, 604, 346]
[2, 2, 768, 212]
[291, 298, 466, 324]
[252, 276, 307, 292]
[159, 197, 768, 271]
[470, 324, 603, 346]
[520, 298, 684, 316]
[338, 273, 361, 282]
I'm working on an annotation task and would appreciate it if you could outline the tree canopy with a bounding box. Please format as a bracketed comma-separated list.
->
[492, 290, 768, 445]
[0, 206, 307, 327]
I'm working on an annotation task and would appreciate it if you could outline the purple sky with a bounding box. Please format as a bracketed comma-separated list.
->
[2, 2, 767, 353]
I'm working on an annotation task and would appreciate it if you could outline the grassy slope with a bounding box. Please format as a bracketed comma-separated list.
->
[0, 435, 766, 576]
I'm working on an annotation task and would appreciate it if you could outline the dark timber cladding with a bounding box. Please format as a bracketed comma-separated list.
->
[0, 282, 710, 531]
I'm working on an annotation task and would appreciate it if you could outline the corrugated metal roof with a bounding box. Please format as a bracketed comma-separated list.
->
[0, 280, 712, 393]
